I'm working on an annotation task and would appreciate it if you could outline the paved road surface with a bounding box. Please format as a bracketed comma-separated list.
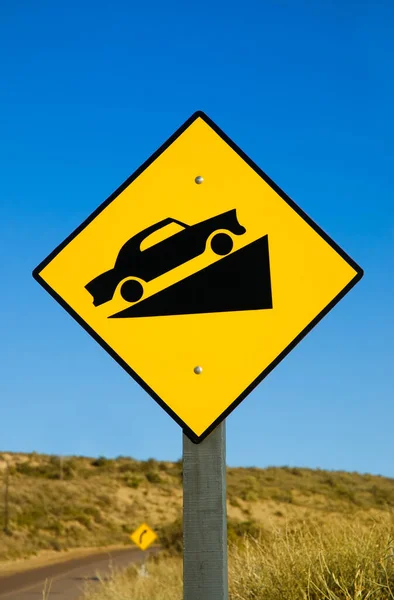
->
[0, 547, 158, 600]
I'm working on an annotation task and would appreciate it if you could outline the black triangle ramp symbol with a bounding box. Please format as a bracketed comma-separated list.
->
[109, 235, 273, 319]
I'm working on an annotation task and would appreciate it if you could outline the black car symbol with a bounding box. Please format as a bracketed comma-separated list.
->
[85, 209, 246, 306]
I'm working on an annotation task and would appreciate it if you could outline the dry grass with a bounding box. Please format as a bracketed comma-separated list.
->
[229, 515, 394, 599]
[0, 452, 184, 561]
[1, 450, 394, 571]
[82, 512, 394, 600]
[82, 557, 182, 600]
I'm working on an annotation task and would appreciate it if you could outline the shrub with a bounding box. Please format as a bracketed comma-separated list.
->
[229, 497, 241, 508]
[91, 456, 109, 468]
[227, 519, 262, 544]
[49, 538, 62, 551]
[14, 459, 75, 480]
[137, 458, 158, 473]
[75, 514, 92, 529]
[118, 462, 137, 474]
[123, 476, 142, 488]
[289, 467, 303, 476]
[145, 471, 162, 484]
[158, 518, 183, 556]
[84, 506, 102, 522]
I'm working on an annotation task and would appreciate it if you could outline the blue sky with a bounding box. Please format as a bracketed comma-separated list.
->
[1, 1, 393, 475]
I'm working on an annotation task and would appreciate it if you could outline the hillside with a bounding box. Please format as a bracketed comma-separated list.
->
[1, 451, 394, 563]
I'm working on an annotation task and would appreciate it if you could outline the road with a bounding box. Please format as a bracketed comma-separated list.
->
[0, 546, 158, 600]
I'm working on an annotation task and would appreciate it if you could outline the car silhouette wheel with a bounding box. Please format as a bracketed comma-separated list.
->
[120, 279, 144, 303]
[210, 233, 233, 256]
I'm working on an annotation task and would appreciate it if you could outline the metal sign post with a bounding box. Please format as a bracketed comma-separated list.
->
[183, 422, 228, 600]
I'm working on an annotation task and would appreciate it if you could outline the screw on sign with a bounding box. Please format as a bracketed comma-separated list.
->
[33, 112, 363, 600]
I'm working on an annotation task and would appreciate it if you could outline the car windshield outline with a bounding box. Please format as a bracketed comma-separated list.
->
[85, 209, 246, 306]
[139, 219, 189, 251]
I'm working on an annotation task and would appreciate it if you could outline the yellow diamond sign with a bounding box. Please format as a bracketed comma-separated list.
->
[130, 523, 157, 551]
[33, 112, 363, 443]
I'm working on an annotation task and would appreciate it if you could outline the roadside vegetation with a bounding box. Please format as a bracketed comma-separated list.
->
[0, 452, 183, 561]
[82, 514, 394, 599]
[1, 452, 394, 597]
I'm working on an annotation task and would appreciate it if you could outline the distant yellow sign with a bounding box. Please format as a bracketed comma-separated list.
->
[130, 523, 157, 551]
[33, 111, 363, 443]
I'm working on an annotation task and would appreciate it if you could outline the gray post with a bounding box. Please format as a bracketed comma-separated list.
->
[183, 422, 228, 600]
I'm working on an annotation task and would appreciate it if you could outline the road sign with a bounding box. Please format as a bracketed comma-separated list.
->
[130, 523, 157, 551]
[33, 111, 363, 443]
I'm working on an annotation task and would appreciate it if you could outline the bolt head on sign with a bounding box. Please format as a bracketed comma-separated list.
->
[33, 111, 363, 443]
[130, 523, 157, 551]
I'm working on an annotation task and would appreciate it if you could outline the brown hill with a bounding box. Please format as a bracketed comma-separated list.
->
[1, 451, 393, 563]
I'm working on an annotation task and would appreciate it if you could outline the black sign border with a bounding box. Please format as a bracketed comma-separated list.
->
[33, 111, 364, 444]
